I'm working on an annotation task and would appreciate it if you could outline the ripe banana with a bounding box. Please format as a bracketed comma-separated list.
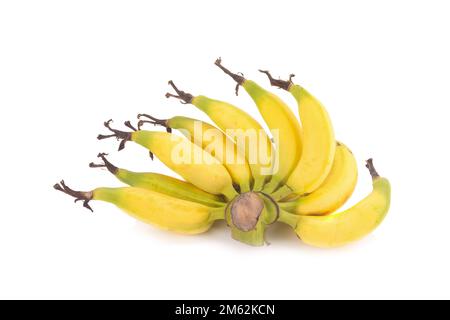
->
[165, 81, 273, 191]
[261, 71, 335, 197]
[97, 120, 238, 200]
[138, 114, 251, 192]
[54, 181, 224, 234]
[279, 143, 358, 215]
[89, 153, 225, 207]
[215, 58, 303, 193]
[279, 159, 390, 248]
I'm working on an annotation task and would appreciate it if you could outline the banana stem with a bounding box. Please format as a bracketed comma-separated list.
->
[223, 189, 239, 202]
[214, 57, 245, 96]
[270, 184, 294, 201]
[165, 80, 194, 104]
[137, 114, 172, 132]
[278, 209, 300, 229]
[89, 153, 118, 174]
[252, 176, 266, 191]
[209, 206, 226, 222]
[259, 70, 294, 91]
[365, 158, 379, 179]
[53, 180, 94, 212]
[261, 178, 281, 194]
[124, 121, 138, 132]
[258, 192, 280, 225]
[97, 120, 133, 151]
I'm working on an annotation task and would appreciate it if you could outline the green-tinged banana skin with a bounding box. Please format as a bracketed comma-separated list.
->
[164, 116, 252, 192]
[165, 81, 274, 191]
[284, 85, 335, 194]
[279, 142, 358, 215]
[133, 131, 238, 199]
[279, 159, 390, 248]
[214, 59, 303, 192]
[89, 153, 225, 207]
[260, 71, 335, 198]
[54, 183, 225, 235]
[243, 80, 303, 188]
[97, 122, 238, 200]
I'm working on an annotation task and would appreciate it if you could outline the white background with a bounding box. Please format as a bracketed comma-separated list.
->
[1, 0, 449, 299]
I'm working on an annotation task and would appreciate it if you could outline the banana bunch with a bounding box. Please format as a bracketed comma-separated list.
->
[54, 58, 391, 248]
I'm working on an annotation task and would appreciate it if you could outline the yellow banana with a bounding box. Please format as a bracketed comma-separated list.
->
[261, 71, 335, 197]
[138, 114, 251, 192]
[215, 58, 303, 192]
[89, 153, 225, 207]
[165, 81, 273, 191]
[279, 159, 390, 248]
[54, 182, 224, 234]
[97, 120, 238, 200]
[278, 142, 358, 214]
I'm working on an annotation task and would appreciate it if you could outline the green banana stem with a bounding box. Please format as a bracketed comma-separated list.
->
[230, 220, 266, 246]
[258, 192, 280, 225]
[252, 176, 266, 191]
[278, 209, 300, 229]
[209, 206, 226, 222]
[261, 178, 281, 194]
[270, 184, 294, 201]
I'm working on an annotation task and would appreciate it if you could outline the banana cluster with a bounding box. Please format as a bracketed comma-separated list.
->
[54, 58, 391, 248]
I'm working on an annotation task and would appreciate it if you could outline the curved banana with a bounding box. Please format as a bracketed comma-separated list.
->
[279, 159, 390, 248]
[165, 81, 273, 191]
[215, 58, 303, 192]
[89, 153, 226, 207]
[278, 142, 358, 214]
[138, 115, 251, 192]
[97, 121, 238, 200]
[54, 182, 225, 234]
[261, 71, 335, 197]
